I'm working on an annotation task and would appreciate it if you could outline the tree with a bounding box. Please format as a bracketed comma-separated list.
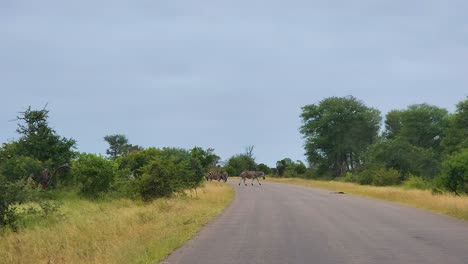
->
[276, 158, 307, 177]
[190, 147, 220, 171]
[104, 134, 131, 158]
[15, 106, 76, 167]
[244, 145, 255, 160]
[117, 147, 161, 177]
[366, 138, 439, 178]
[256, 163, 271, 174]
[300, 96, 381, 176]
[276, 158, 293, 176]
[385, 104, 448, 153]
[225, 154, 256, 176]
[292, 160, 307, 175]
[383, 110, 403, 139]
[442, 98, 468, 154]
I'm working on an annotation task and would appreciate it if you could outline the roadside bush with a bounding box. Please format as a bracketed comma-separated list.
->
[355, 167, 401, 186]
[337, 172, 356, 182]
[108, 168, 139, 199]
[440, 149, 468, 194]
[403, 175, 432, 190]
[138, 157, 193, 200]
[71, 154, 116, 198]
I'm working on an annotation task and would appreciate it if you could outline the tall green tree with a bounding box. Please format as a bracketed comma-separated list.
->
[300, 96, 381, 176]
[385, 104, 448, 153]
[256, 163, 271, 175]
[276, 158, 293, 176]
[276, 158, 307, 177]
[14, 106, 76, 167]
[224, 154, 256, 176]
[442, 98, 468, 154]
[104, 134, 130, 158]
[190, 147, 220, 171]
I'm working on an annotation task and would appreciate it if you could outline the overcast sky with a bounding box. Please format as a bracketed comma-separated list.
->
[1, 0, 467, 166]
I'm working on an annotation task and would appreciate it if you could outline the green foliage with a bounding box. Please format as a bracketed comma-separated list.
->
[403, 176, 433, 190]
[354, 166, 401, 186]
[225, 154, 256, 176]
[71, 154, 116, 198]
[276, 158, 293, 176]
[440, 149, 468, 194]
[442, 98, 468, 154]
[367, 138, 440, 178]
[104, 134, 131, 158]
[339, 172, 356, 182]
[14, 107, 76, 167]
[190, 147, 220, 171]
[384, 104, 448, 152]
[275, 158, 307, 177]
[0, 176, 26, 230]
[300, 96, 381, 176]
[0, 156, 43, 182]
[118, 147, 161, 177]
[256, 163, 271, 175]
[138, 156, 193, 200]
[114, 147, 208, 200]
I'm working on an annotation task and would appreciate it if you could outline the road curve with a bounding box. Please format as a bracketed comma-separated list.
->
[164, 180, 468, 264]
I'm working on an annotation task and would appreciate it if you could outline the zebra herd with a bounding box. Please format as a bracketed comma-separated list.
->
[205, 170, 266, 186]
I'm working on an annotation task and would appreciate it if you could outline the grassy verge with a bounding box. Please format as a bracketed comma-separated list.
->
[0, 182, 233, 264]
[268, 178, 468, 221]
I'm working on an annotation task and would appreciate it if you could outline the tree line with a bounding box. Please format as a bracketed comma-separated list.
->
[299, 96, 468, 194]
[1, 96, 467, 229]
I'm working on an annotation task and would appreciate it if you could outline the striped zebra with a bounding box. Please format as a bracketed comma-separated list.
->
[238, 171, 265, 186]
[205, 171, 228, 182]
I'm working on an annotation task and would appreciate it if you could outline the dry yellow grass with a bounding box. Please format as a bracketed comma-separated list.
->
[0, 182, 233, 264]
[268, 178, 468, 221]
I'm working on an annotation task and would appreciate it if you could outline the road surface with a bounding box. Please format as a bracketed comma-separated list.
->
[164, 180, 468, 264]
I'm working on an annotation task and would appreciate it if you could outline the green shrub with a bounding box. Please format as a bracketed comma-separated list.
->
[108, 168, 139, 199]
[338, 172, 355, 182]
[355, 169, 374, 185]
[440, 149, 468, 194]
[355, 167, 401, 186]
[0, 176, 26, 230]
[403, 175, 432, 190]
[138, 157, 192, 200]
[0, 156, 43, 182]
[71, 154, 116, 198]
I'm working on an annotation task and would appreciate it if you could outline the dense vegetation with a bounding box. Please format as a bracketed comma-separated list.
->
[0, 107, 220, 230]
[296, 96, 468, 195]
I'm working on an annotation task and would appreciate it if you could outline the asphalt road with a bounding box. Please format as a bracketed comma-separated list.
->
[164, 180, 468, 264]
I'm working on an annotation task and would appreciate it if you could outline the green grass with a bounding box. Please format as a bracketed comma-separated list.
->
[267, 177, 468, 221]
[0, 182, 234, 264]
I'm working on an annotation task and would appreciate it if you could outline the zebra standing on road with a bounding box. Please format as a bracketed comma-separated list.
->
[239, 171, 265, 186]
[206, 171, 228, 182]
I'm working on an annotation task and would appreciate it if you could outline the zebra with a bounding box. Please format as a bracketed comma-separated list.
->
[238, 171, 265, 186]
[206, 171, 228, 182]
